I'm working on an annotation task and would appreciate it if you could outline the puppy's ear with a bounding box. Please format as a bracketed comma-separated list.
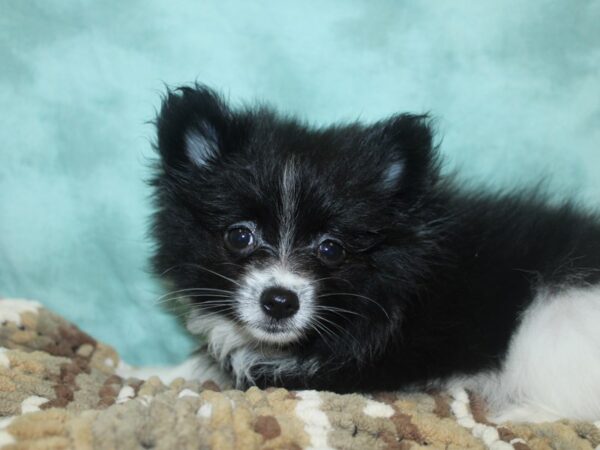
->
[156, 86, 231, 169]
[367, 114, 438, 195]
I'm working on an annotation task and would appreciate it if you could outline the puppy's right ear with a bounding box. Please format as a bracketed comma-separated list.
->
[156, 86, 230, 169]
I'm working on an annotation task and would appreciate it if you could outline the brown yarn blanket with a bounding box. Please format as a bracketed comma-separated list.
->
[1, 298, 599, 449]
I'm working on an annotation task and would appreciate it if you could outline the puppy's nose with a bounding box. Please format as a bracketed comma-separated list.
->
[260, 287, 299, 320]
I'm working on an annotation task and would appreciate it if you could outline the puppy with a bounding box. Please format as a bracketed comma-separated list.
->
[150, 85, 600, 422]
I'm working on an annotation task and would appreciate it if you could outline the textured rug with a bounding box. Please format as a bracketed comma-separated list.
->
[1, 298, 600, 449]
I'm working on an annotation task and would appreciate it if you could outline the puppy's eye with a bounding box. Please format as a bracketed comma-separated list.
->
[225, 226, 255, 252]
[317, 239, 346, 266]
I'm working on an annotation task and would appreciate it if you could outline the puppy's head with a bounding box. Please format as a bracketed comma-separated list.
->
[152, 86, 439, 359]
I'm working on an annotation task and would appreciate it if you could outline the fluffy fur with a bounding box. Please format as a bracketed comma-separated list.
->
[150, 85, 600, 421]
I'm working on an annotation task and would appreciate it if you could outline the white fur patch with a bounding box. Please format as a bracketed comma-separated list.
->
[185, 127, 218, 167]
[296, 390, 333, 450]
[447, 284, 600, 422]
[228, 346, 319, 388]
[278, 159, 299, 261]
[186, 306, 321, 387]
[236, 264, 315, 344]
[229, 347, 262, 386]
[381, 161, 403, 190]
[0, 299, 40, 326]
[187, 314, 252, 364]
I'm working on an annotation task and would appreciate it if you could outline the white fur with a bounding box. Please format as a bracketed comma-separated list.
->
[446, 284, 600, 422]
[229, 346, 318, 388]
[186, 309, 308, 387]
[184, 312, 320, 388]
[229, 347, 274, 386]
[181, 260, 317, 387]
[185, 127, 218, 167]
[278, 159, 298, 262]
[381, 161, 403, 190]
[187, 313, 252, 362]
[236, 264, 315, 344]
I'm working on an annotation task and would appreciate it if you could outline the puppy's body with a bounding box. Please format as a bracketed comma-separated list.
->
[150, 86, 600, 422]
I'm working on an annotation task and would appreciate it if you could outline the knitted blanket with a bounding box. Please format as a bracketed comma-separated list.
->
[1, 298, 599, 450]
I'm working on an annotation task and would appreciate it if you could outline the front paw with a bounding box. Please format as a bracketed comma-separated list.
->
[233, 363, 285, 390]
[236, 372, 272, 390]
[229, 349, 302, 390]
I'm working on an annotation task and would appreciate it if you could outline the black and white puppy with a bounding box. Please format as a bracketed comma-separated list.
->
[150, 85, 600, 422]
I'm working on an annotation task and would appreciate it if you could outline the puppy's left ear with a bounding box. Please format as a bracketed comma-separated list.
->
[155, 85, 233, 170]
[368, 114, 438, 196]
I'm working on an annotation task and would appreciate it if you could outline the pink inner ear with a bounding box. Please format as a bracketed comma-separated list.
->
[381, 161, 404, 189]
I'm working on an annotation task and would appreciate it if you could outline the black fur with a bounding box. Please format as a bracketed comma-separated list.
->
[151, 85, 600, 392]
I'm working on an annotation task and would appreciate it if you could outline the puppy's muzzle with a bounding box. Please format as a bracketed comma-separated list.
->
[259, 287, 299, 320]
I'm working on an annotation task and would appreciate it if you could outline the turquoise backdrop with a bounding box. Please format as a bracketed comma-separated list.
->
[1, 1, 599, 364]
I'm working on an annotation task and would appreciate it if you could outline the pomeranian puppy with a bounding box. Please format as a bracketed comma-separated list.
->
[150, 85, 600, 422]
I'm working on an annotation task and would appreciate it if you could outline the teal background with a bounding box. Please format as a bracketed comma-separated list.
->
[1, 1, 599, 365]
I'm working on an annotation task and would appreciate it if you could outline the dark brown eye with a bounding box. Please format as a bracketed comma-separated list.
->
[225, 226, 255, 252]
[317, 239, 346, 266]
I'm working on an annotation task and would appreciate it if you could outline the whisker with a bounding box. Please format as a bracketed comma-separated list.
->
[157, 293, 233, 302]
[183, 304, 237, 317]
[193, 306, 237, 314]
[312, 276, 354, 287]
[155, 294, 233, 305]
[160, 263, 242, 287]
[216, 261, 246, 270]
[317, 292, 390, 321]
[313, 305, 364, 319]
[193, 301, 234, 308]
[156, 287, 235, 302]
[314, 313, 362, 349]
[159, 264, 183, 277]
[176, 308, 237, 323]
[316, 315, 347, 335]
[307, 321, 335, 353]
[312, 318, 361, 359]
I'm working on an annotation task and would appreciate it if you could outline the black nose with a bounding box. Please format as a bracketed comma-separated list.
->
[260, 287, 299, 320]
